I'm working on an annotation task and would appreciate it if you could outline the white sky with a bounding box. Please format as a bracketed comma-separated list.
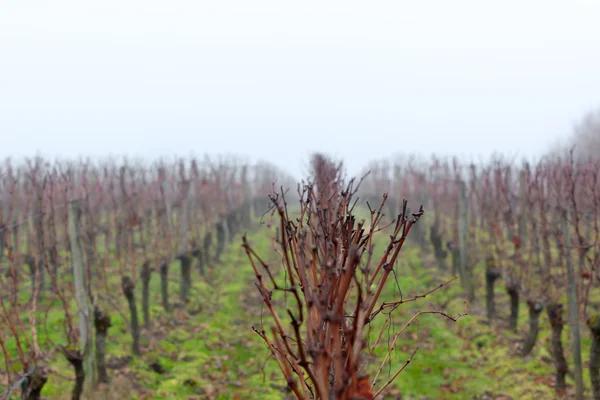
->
[1, 0, 599, 179]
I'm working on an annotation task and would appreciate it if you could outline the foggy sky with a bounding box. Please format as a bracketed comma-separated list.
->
[1, 0, 599, 179]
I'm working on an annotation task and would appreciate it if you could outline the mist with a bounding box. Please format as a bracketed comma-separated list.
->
[1, 0, 599, 179]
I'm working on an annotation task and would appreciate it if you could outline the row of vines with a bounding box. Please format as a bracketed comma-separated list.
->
[359, 153, 600, 399]
[0, 156, 294, 399]
[2, 150, 600, 399]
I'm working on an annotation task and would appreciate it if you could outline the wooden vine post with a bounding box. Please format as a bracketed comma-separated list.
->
[68, 199, 96, 393]
[458, 179, 474, 302]
[564, 204, 584, 400]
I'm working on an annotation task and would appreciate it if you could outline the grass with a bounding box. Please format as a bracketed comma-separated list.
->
[1, 208, 597, 399]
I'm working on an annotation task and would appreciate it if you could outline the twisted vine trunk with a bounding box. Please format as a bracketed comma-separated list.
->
[24, 254, 35, 288]
[226, 211, 237, 244]
[506, 283, 520, 332]
[140, 261, 151, 328]
[159, 259, 169, 312]
[94, 307, 111, 384]
[20, 368, 47, 400]
[485, 264, 501, 323]
[589, 316, 600, 400]
[429, 223, 447, 271]
[450, 245, 459, 276]
[409, 211, 425, 250]
[122, 276, 141, 355]
[192, 247, 204, 275]
[521, 300, 543, 357]
[215, 221, 226, 263]
[48, 245, 59, 287]
[203, 232, 212, 268]
[62, 348, 84, 400]
[178, 254, 192, 304]
[547, 303, 568, 396]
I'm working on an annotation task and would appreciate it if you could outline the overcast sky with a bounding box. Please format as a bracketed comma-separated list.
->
[1, 0, 599, 179]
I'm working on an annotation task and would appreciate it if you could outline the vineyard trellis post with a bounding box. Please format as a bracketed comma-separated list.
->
[68, 199, 96, 393]
[518, 168, 528, 243]
[179, 180, 191, 255]
[563, 206, 584, 400]
[33, 187, 46, 297]
[459, 179, 474, 302]
[468, 163, 479, 230]
[160, 169, 173, 231]
[178, 180, 192, 304]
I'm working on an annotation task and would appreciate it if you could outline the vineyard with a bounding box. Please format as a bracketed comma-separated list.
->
[1, 151, 599, 399]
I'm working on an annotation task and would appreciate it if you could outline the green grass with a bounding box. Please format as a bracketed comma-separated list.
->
[358, 230, 595, 399]
[1, 223, 285, 399]
[1, 211, 597, 399]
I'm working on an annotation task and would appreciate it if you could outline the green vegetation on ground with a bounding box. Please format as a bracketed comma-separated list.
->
[2, 210, 594, 399]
